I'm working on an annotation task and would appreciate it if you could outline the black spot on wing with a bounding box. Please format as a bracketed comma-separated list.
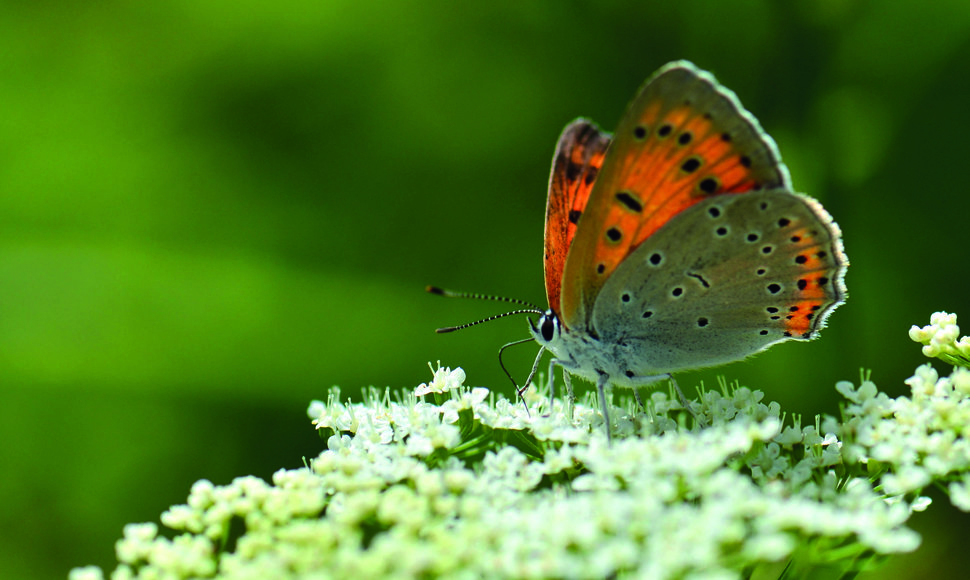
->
[615, 191, 643, 213]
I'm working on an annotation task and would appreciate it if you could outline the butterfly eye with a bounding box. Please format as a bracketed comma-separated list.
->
[540, 314, 557, 342]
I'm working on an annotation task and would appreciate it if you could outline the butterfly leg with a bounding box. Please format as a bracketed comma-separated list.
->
[595, 373, 613, 445]
[546, 359, 577, 419]
[632, 387, 645, 411]
[562, 368, 576, 420]
[545, 358, 557, 415]
[668, 375, 707, 428]
[517, 346, 547, 417]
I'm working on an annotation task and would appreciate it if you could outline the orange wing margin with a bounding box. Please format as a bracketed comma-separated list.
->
[543, 119, 612, 316]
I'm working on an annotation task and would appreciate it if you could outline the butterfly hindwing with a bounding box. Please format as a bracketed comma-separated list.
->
[558, 61, 791, 329]
[544, 119, 612, 316]
[591, 190, 847, 375]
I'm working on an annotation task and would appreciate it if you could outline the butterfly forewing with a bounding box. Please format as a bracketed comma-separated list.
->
[544, 119, 612, 316]
[559, 61, 791, 330]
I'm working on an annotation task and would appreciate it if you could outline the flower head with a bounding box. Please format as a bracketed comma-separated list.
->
[910, 312, 970, 367]
[74, 315, 970, 579]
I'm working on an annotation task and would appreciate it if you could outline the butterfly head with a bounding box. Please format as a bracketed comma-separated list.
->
[528, 309, 562, 348]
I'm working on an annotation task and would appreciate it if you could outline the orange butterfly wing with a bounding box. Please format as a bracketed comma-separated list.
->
[543, 119, 612, 317]
[559, 62, 791, 330]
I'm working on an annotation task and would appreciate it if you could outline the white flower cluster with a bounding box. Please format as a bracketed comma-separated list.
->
[837, 364, 970, 502]
[70, 314, 970, 579]
[910, 311, 970, 365]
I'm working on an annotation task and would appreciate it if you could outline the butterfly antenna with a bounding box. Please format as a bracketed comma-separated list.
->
[426, 286, 541, 310]
[426, 286, 543, 333]
[428, 285, 545, 414]
[431, 310, 539, 333]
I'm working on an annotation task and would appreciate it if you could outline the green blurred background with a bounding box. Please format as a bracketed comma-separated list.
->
[2, 1, 969, 578]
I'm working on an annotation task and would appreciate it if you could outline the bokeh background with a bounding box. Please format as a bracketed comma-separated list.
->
[3, 1, 969, 578]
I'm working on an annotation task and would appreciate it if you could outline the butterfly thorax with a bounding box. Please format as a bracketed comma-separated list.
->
[530, 310, 649, 388]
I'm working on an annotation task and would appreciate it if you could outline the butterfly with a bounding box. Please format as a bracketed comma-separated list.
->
[433, 61, 847, 438]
